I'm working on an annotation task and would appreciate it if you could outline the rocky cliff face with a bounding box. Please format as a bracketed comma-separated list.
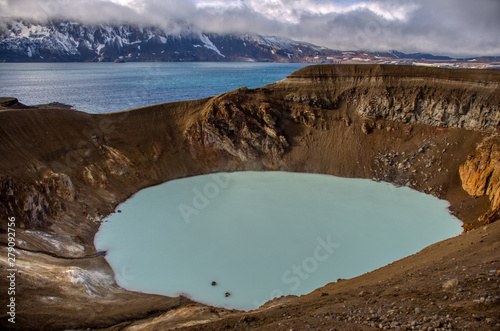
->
[185, 88, 289, 167]
[1, 65, 499, 330]
[460, 137, 500, 224]
[279, 65, 500, 129]
[0, 177, 52, 228]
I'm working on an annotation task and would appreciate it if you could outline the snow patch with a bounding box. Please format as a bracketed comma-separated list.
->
[24, 230, 84, 254]
[82, 40, 92, 49]
[66, 268, 115, 296]
[248, 35, 312, 51]
[25, 230, 54, 238]
[96, 44, 105, 54]
[200, 34, 225, 57]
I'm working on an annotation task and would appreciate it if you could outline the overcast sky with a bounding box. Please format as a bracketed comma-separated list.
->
[1, 0, 499, 57]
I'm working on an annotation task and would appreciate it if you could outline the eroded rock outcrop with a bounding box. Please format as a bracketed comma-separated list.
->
[185, 90, 289, 166]
[42, 170, 76, 201]
[280, 65, 500, 130]
[356, 92, 500, 129]
[460, 137, 500, 222]
[78, 145, 135, 188]
[0, 171, 75, 231]
[1, 177, 53, 228]
[81, 164, 108, 189]
[102, 145, 135, 177]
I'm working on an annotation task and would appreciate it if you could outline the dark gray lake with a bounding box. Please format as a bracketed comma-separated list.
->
[0, 62, 308, 113]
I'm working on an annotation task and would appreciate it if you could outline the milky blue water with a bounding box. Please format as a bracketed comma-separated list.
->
[94, 171, 462, 311]
[0, 62, 308, 114]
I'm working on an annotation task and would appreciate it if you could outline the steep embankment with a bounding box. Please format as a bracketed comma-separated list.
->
[1, 65, 499, 330]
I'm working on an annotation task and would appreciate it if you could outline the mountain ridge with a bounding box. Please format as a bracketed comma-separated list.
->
[1, 18, 499, 68]
[0, 18, 335, 63]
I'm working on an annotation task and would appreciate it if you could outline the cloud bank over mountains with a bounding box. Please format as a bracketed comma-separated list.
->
[1, 0, 499, 57]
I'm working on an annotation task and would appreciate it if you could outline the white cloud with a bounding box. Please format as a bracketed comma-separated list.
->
[194, 0, 415, 24]
[107, 0, 135, 6]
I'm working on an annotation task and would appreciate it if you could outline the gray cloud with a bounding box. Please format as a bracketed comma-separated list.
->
[0, 0, 498, 57]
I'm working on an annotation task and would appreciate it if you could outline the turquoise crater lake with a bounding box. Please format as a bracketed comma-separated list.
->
[94, 172, 462, 311]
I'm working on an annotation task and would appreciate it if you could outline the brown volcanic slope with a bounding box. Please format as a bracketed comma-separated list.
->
[0, 65, 500, 330]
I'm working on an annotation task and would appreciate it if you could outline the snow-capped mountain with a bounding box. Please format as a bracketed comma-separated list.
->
[2, 19, 498, 67]
[0, 19, 337, 62]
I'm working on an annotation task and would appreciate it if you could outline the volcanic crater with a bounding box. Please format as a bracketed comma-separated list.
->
[1, 65, 500, 330]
